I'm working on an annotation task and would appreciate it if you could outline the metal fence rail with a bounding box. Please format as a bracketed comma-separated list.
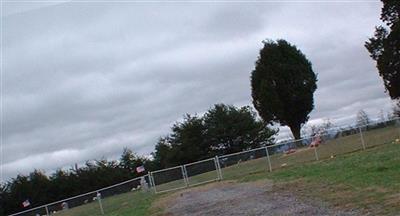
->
[9, 118, 400, 216]
[217, 147, 268, 180]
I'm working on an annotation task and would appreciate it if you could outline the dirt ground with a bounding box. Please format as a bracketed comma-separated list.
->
[154, 180, 360, 216]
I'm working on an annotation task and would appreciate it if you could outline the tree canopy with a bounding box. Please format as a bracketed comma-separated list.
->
[365, 0, 400, 100]
[251, 39, 317, 139]
[203, 104, 276, 155]
[152, 104, 277, 168]
[152, 114, 208, 168]
[392, 101, 400, 118]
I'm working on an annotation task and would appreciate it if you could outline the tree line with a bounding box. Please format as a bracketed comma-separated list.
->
[0, 148, 152, 215]
[152, 104, 277, 169]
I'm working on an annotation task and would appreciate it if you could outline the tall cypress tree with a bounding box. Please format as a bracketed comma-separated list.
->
[251, 39, 317, 139]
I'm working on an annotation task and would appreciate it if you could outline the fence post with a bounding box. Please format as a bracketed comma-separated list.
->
[215, 156, 223, 180]
[313, 147, 319, 161]
[149, 172, 157, 193]
[184, 165, 190, 186]
[181, 165, 189, 187]
[396, 118, 400, 138]
[45, 205, 50, 216]
[265, 147, 272, 172]
[212, 157, 220, 180]
[148, 172, 154, 193]
[97, 191, 104, 215]
[359, 127, 366, 150]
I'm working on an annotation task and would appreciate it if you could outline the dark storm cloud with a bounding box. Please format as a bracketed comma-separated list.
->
[1, 1, 392, 181]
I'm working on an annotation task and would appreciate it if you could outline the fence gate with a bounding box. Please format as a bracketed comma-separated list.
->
[151, 166, 187, 193]
[184, 158, 220, 187]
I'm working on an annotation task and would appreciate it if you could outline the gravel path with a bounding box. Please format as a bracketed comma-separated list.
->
[161, 181, 359, 216]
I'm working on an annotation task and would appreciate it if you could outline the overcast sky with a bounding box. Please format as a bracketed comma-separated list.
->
[1, 1, 395, 182]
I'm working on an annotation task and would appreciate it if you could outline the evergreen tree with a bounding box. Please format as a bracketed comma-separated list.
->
[365, 0, 400, 100]
[251, 39, 317, 139]
[203, 104, 276, 155]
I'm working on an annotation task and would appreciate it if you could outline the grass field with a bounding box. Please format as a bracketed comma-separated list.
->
[43, 125, 399, 216]
[55, 191, 159, 216]
[240, 141, 400, 215]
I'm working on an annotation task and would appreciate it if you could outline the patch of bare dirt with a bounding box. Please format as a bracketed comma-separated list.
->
[153, 180, 359, 216]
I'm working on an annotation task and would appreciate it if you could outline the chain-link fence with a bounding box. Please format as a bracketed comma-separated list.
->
[9, 118, 400, 216]
[185, 158, 220, 187]
[316, 126, 364, 160]
[264, 118, 400, 172]
[46, 191, 100, 216]
[218, 147, 269, 179]
[8, 205, 49, 216]
[150, 158, 221, 193]
[267, 138, 318, 171]
[99, 176, 150, 215]
[362, 118, 400, 148]
[8, 175, 151, 216]
[150, 166, 187, 193]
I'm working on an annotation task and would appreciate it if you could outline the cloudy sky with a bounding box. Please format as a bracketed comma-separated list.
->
[1, 1, 395, 182]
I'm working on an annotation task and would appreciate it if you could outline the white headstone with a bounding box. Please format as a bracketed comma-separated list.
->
[140, 176, 149, 191]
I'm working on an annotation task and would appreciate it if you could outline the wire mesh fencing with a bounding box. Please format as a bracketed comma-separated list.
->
[218, 147, 269, 179]
[98, 175, 151, 215]
[8, 206, 49, 216]
[46, 191, 100, 216]
[151, 158, 221, 193]
[316, 126, 364, 160]
[8, 191, 101, 216]
[8, 175, 151, 216]
[266, 139, 317, 171]
[184, 158, 220, 187]
[361, 119, 400, 148]
[150, 166, 187, 193]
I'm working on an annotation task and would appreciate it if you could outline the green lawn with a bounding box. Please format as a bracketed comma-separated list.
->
[239, 141, 400, 215]
[55, 191, 158, 216]
[45, 125, 399, 215]
[204, 125, 399, 181]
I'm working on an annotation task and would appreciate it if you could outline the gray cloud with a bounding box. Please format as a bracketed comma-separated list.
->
[2, 1, 392, 181]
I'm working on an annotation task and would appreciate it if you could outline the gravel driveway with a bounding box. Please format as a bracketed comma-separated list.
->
[160, 181, 359, 216]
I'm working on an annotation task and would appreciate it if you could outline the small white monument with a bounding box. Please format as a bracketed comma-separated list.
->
[140, 176, 149, 192]
[61, 201, 69, 210]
